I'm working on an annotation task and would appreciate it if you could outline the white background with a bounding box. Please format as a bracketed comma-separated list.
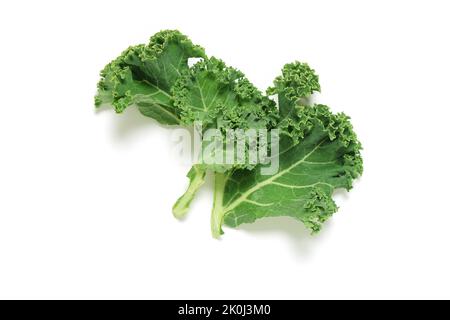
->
[0, 0, 449, 299]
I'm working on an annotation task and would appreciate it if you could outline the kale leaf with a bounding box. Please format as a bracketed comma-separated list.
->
[95, 31, 363, 239]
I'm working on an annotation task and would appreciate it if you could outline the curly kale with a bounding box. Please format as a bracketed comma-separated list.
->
[95, 30, 363, 238]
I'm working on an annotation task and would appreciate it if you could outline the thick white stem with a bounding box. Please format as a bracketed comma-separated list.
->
[211, 172, 226, 238]
[172, 166, 206, 219]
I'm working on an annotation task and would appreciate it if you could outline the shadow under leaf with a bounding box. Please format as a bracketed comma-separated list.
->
[236, 216, 332, 258]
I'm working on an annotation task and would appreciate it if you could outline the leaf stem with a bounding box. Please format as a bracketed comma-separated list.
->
[211, 172, 226, 238]
[172, 166, 206, 218]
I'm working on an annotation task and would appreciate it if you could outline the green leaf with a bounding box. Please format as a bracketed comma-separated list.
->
[211, 104, 363, 236]
[172, 57, 277, 172]
[171, 58, 278, 217]
[95, 30, 206, 125]
[267, 61, 320, 119]
[173, 57, 277, 130]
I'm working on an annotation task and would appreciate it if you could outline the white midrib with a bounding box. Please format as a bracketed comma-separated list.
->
[197, 83, 208, 111]
[148, 103, 180, 123]
[142, 80, 172, 99]
[138, 81, 180, 123]
[222, 139, 326, 213]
